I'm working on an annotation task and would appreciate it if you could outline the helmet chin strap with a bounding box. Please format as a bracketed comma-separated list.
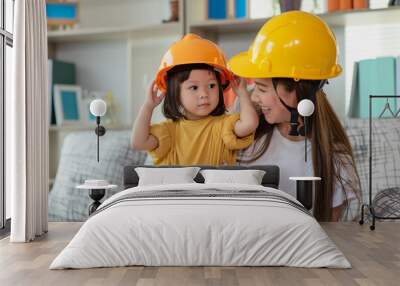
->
[274, 80, 327, 162]
[278, 98, 303, 136]
[276, 80, 327, 137]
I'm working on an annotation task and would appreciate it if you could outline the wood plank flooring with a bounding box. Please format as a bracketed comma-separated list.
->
[0, 222, 399, 286]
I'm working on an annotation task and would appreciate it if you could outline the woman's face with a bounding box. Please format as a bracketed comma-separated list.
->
[179, 69, 220, 120]
[251, 78, 297, 124]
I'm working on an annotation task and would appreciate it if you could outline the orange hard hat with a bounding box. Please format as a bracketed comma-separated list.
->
[155, 33, 233, 92]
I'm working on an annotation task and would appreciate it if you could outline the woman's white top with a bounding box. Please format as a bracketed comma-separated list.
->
[239, 128, 356, 207]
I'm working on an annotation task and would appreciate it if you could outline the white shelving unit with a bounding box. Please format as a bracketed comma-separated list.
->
[48, 0, 185, 184]
[185, 1, 400, 118]
[48, 22, 181, 43]
[189, 7, 400, 34]
[48, 0, 400, 185]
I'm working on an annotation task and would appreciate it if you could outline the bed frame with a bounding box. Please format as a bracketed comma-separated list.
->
[123, 165, 280, 189]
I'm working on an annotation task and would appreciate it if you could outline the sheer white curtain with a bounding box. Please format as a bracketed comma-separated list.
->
[7, 0, 48, 242]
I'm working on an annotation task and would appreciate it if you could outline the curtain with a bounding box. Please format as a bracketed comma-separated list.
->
[8, 0, 49, 242]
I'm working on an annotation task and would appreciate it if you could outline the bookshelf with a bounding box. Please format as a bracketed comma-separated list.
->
[185, 2, 400, 119]
[189, 7, 400, 34]
[47, 22, 181, 43]
[48, 0, 400, 186]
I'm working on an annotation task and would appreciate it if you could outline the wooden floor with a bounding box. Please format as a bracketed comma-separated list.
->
[0, 222, 399, 286]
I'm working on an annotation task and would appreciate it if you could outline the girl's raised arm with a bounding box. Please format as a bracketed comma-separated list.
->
[232, 78, 259, 137]
[131, 81, 165, 151]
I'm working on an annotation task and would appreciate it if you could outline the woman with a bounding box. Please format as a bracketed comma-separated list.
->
[229, 11, 361, 221]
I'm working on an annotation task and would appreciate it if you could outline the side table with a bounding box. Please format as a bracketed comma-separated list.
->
[77, 180, 117, 215]
[289, 177, 321, 210]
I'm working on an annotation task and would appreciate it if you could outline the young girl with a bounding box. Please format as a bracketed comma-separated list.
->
[131, 34, 258, 165]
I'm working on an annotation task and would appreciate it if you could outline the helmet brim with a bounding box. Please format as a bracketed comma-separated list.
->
[228, 52, 269, 79]
[229, 51, 343, 80]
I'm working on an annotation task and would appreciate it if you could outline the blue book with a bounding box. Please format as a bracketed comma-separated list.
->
[46, 3, 78, 20]
[208, 0, 227, 19]
[357, 57, 396, 118]
[235, 0, 247, 18]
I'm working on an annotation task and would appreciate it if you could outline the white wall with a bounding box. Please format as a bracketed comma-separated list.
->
[55, 41, 130, 124]
[79, 0, 170, 28]
[324, 27, 346, 119]
[129, 35, 181, 124]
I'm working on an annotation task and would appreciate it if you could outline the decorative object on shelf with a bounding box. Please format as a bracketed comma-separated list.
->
[89, 99, 107, 162]
[350, 57, 397, 118]
[369, 0, 389, 9]
[77, 180, 117, 215]
[339, 0, 352, 10]
[53, 84, 84, 126]
[353, 0, 368, 9]
[289, 177, 321, 210]
[102, 91, 120, 125]
[208, 0, 228, 19]
[359, 95, 400, 231]
[48, 59, 76, 125]
[389, 0, 400, 6]
[46, 0, 80, 31]
[163, 0, 179, 23]
[82, 97, 97, 125]
[279, 0, 302, 12]
[232, 0, 248, 18]
[327, 0, 340, 12]
[250, 0, 275, 19]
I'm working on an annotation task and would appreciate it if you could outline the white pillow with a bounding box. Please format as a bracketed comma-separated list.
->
[200, 169, 266, 185]
[135, 167, 200, 186]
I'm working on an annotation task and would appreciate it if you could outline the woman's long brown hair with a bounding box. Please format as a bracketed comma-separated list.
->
[241, 78, 361, 221]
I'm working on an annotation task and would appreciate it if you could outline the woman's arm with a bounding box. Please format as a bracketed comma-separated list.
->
[232, 78, 259, 137]
[131, 81, 165, 150]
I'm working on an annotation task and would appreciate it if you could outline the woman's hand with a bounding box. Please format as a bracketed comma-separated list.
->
[144, 81, 166, 110]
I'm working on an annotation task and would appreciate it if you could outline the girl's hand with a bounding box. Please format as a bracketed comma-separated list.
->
[145, 81, 166, 109]
[231, 77, 249, 98]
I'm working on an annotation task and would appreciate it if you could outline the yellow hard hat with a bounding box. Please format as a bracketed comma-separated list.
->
[156, 33, 233, 92]
[228, 11, 342, 80]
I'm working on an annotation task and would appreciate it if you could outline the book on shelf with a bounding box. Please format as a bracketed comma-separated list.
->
[48, 59, 76, 125]
[208, 0, 228, 19]
[208, 0, 251, 20]
[353, 57, 397, 118]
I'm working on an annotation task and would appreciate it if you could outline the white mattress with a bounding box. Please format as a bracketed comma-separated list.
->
[50, 183, 351, 269]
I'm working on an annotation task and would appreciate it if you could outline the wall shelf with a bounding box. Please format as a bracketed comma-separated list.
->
[48, 22, 181, 43]
[189, 7, 400, 34]
[49, 124, 131, 132]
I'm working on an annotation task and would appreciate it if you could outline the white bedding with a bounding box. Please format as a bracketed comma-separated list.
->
[50, 183, 351, 269]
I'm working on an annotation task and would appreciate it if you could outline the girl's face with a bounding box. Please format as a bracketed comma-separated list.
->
[251, 78, 297, 124]
[179, 69, 220, 120]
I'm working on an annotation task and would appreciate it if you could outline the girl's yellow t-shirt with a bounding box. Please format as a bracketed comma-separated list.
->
[149, 113, 254, 166]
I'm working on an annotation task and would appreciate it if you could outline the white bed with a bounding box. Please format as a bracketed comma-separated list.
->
[50, 183, 351, 269]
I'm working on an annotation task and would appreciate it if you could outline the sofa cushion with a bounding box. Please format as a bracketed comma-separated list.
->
[48, 130, 147, 221]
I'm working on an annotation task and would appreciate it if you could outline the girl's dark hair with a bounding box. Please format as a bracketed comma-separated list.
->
[162, 63, 226, 121]
[240, 78, 362, 221]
